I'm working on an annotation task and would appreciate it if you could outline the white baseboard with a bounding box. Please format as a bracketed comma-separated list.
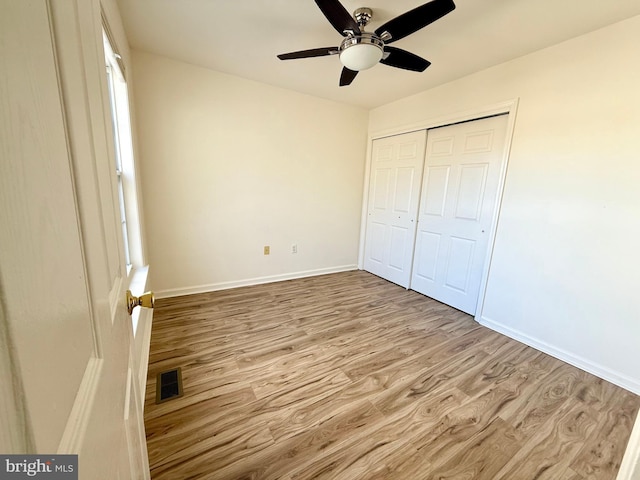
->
[155, 265, 359, 299]
[618, 413, 640, 480]
[478, 316, 640, 395]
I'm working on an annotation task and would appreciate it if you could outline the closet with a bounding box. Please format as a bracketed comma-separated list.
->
[363, 114, 509, 315]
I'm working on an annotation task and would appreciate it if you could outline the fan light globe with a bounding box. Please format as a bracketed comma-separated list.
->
[339, 34, 384, 71]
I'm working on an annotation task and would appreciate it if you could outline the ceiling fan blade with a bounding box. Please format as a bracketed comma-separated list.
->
[339, 67, 358, 86]
[375, 0, 455, 44]
[277, 47, 339, 60]
[315, 0, 361, 36]
[380, 46, 431, 72]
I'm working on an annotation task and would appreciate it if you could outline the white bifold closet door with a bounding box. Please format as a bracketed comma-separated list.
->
[411, 114, 509, 314]
[363, 130, 427, 288]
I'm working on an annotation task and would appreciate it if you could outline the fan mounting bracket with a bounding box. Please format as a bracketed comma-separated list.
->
[353, 7, 373, 28]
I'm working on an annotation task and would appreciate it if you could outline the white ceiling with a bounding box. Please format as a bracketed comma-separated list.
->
[116, 0, 640, 109]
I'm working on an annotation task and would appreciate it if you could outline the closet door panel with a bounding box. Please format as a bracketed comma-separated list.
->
[363, 130, 427, 288]
[411, 115, 509, 314]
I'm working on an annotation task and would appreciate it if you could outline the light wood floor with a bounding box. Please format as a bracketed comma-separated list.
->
[144, 271, 639, 480]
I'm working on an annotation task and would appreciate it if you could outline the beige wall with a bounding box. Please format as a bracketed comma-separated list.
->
[132, 52, 369, 296]
[370, 15, 640, 393]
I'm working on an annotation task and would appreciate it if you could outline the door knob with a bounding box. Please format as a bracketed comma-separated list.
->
[126, 290, 155, 315]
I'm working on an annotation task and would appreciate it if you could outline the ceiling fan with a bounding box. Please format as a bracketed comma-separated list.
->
[277, 0, 456, 86]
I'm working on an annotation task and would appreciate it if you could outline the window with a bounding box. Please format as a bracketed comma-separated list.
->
[102, 28, 149, 338]
[103, 30, 140, 275]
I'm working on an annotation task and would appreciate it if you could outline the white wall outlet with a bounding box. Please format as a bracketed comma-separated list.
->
[291, 244, 297, 254]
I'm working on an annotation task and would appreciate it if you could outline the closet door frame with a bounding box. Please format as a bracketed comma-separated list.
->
[358, 98, 519, 321]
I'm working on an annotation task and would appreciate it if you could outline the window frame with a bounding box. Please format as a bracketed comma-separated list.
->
[102, 29, 144, 277]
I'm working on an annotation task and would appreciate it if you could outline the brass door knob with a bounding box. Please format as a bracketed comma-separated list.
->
[126, 290, 155, 315]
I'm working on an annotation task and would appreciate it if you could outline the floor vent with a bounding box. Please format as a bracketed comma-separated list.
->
[156, 367, 184, 404]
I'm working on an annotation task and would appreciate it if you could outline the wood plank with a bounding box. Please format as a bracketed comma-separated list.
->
[426, 417, 522, 479]
[210, 401, 384, 480]
[288, 387, 470, 479]
[494, 397, 599, 479]
[570, 389, 640, 478]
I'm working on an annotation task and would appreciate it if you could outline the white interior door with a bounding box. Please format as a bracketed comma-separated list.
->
[363, 131, 427, 288]
[411, 115, 509, 314]
[0, 2, 149, 478]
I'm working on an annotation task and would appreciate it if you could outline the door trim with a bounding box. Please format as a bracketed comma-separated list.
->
[617, 413, 640, 479]
[358, 99, 519, 321]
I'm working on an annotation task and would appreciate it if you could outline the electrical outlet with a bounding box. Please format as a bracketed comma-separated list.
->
[264, 246, 270, 255]
[292, 244, 297, 254]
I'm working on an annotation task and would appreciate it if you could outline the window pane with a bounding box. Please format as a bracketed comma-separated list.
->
[104, 31, 132, 270]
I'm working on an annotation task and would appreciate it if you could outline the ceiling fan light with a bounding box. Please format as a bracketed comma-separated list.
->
[339, 34, 384, 71]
